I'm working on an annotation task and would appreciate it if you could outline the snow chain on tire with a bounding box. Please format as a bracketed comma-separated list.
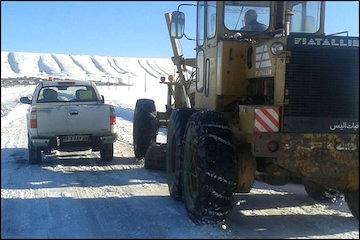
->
[166, 108, 197, 201]
[345, 190, 359, 219]
[182, 110, 236, 224]
[303, 179, 334, 202]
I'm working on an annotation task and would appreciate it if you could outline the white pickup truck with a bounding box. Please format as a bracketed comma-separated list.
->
[20, 80, 117, 164]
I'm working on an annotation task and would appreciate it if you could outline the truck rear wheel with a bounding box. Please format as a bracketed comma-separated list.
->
[303, 179, 333, 201]
[182, 111, 236, 223]
[133, 99, 158, 159]
[166, 108, 196, 201]
[28, 136, 42, 164]
[100, 143, 113, 162]
[345, 190, 359, 219]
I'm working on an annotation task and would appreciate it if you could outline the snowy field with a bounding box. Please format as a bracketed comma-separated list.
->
[1, 52, 359, 238]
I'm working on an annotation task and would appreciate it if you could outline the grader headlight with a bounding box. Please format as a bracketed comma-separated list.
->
[271, 42, 284, 55]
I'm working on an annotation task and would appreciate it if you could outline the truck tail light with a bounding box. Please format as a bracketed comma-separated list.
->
[110, 116, 116, 125]
[30, 110, 37, 128]
[110, 107, 116, 125]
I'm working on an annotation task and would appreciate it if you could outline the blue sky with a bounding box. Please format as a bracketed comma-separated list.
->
[1, 1, 358, 58]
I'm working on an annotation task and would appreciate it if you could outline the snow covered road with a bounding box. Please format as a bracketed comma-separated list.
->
[1, 85, 359, 238]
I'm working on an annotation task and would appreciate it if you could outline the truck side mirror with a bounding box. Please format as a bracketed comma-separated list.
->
[20, 96, 32, 104]
[170, 11, 185, 39]
[101, 95, 105, 103]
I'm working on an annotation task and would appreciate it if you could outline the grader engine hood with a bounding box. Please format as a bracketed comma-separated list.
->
[282, 33, 359, 133]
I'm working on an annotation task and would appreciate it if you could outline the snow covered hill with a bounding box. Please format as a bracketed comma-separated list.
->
[1, 51, 176, 85]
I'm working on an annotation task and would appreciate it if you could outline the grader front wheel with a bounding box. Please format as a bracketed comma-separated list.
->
[166, 108, 197, 201]
[182, 111, 237, 224]
[133, 99, 158, 159]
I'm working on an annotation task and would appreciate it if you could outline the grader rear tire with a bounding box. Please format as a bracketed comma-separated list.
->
[345, 190, 359, 219]
[182, 111, 236, 224]
[303, 179, 333, 202]
[133, 99, 158, 159]
[166, 108, 197, 201]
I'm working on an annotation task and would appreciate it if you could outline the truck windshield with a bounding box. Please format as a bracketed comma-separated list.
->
[37, 85, 98, 103]
[224, 1, 270, 32]
[287, 1, 321, 33]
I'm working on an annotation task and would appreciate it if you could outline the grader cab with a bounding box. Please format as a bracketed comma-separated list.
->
[133, 1, 359, 223]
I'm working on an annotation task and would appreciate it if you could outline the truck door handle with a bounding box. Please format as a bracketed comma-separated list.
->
[69, 110, 78, 115]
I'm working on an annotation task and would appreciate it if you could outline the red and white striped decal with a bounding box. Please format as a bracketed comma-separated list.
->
[254, 107, 279, 132]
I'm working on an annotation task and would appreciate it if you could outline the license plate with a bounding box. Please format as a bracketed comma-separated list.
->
[62, 135, 89, 142]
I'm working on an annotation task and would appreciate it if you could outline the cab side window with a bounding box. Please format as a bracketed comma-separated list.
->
[207, 1, 216, 39]
[197, 1, 205, 46]
[196, 1, 205, 92]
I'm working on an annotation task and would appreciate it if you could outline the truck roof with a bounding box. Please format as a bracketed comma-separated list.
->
[41, 80, 94, 87]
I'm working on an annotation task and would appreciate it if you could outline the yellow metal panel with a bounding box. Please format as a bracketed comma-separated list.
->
[219, 41, 248, 96]
[239, 105, 255, 134]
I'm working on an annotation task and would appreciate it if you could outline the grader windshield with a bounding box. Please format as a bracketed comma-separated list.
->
[223, 1, 323, 33]
[224, 1, 271, 32]
[287, 1, 322, 33]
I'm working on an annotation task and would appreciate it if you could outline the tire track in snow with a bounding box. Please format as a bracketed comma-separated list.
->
[1, 104, 28, 148]
[1, 85, 34, 117]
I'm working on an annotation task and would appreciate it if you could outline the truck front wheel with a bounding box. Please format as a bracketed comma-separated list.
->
[182, 111, 236, 224]
[100, 143, 113, 162]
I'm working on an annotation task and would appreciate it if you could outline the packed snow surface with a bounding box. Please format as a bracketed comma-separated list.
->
[1, 51, 359, 238]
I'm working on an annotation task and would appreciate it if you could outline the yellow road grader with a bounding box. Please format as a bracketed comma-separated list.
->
[133, 1, 359, 223]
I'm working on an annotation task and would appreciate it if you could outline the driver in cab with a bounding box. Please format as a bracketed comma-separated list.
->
[241, 9, 267, 31]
